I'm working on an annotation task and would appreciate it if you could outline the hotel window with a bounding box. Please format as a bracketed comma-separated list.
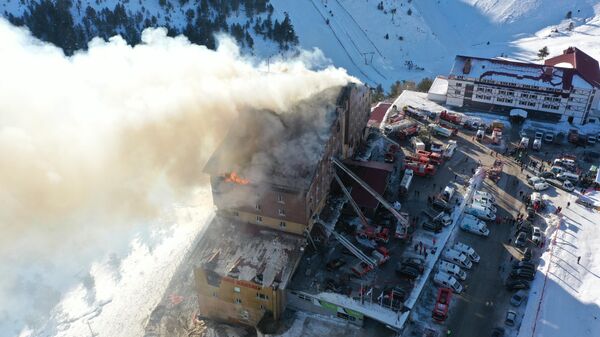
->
[530, 95, 537, 99]
[257, 293, 269, 300]
[278, 209, 285, 216]
[454, 90, 461, 94]
[528, 102, 536, 107]
[255, 204, 261, 210]
[279, 221, 286, 228]
[234, 298, 242, 304]
[277, 194, 284, 203]
[519, 101, 527, 105]
[234, 287, 241, 293]
[233, 211, 239, 216]
[256, 216, 262, 222]
[456, 83, 463, 87]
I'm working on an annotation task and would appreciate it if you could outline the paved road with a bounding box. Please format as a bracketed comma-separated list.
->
[445, 129, 528, 337]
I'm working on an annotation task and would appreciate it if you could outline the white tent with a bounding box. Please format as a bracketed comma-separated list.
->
[510, 108, 528, 118]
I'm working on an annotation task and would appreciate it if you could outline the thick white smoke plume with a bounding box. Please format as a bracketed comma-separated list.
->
[0, 19, 355, 336]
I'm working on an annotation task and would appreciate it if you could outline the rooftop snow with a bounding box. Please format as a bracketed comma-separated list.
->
[450, 56, 593, 90]
[195, 217, 305, 289]
[428, 76, 449, 95]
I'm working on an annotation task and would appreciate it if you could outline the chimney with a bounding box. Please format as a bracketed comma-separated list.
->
[542, 66, 554, 80]
[463, 58, 472, 74]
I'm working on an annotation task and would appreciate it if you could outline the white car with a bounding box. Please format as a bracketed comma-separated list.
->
[528, 176, 545, 186]
[532, 227, 543, 245]
[562, 180, 575, 192]
[533, 182, 549, 191]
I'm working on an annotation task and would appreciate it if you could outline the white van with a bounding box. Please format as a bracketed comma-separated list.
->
[453, 242, 481, 263]
[474, 191, 496, 204]
[433, 271, 463, 293]
[442, 249, 473, 269]
[556, 171, 579, 183]
[473, 194, 496, 206]
[438, 261, 467, 280]
[520, 137, 530, 148]
[472, 200, 497, 213]
[460, 216, 490, 237]
[465, 204, 496, 221]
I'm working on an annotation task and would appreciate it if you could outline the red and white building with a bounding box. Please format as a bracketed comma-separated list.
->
[443, 47, 600, 125]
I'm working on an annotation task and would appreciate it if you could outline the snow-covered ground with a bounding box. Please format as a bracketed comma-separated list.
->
[12, 192, 214, 337]
[275, 0, 600, 87]
[518, 189, 600, 337]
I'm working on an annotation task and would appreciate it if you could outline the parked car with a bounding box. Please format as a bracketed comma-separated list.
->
[472, 199, 497, 213]
[510, 269, 535, 281]
[528, 176, 545, 185]
[513, 261, 535, 269]
[556, 171, 580, 183]
[537, 171, 555, 179]
[474, 190, 496, 203]
[522, 247, 533, 262]
[505, 310, 518, 326]
[453, 242, 481, 263]
[473, 194, 496, 205]
[510, 290, 527, 307]
[515, 232, 527, 248]
[423, 221, 443, 233]
[533, 181, 549, 191]
[396, 265, 420, 279]
[506, 280, 530, 291]
[561, 180, 575, 192]
[512, 264, 535, 273]
[400, 257, 425, 274]
[531, 227, 543, 245]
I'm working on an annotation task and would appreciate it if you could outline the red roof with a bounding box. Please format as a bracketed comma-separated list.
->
[344, 160, 393, 210]
[369, 102, 391, 127]
[545, 47, 600, 88]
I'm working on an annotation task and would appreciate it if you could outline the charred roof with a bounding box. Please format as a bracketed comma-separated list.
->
[203, 85, 347, 190]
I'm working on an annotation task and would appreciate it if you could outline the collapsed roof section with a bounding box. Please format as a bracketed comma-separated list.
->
[197, 217, 305, 289]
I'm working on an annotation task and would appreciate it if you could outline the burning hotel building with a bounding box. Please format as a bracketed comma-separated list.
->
[195, 83, 370, 326]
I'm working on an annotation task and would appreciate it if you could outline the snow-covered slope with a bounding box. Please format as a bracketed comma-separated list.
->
[519, 190, 600, 337]
[274, 0, 600, 87]
[3, 0, 600, 88]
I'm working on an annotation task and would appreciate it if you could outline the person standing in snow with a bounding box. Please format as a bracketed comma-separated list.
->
[577, 256, 581, 264]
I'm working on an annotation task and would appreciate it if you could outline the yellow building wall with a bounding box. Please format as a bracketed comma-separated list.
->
[219, 209, 308, 236]
[194, 268, 284, 326]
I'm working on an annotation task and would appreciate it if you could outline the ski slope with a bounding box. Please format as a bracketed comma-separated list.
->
[518, 190, 600, 337]
[274, 0, 600, 87]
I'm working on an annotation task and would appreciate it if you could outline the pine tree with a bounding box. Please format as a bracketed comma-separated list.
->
[537, 46, 549, 59]
[566, 11, 572, 19]
[417, 77, 434, 92]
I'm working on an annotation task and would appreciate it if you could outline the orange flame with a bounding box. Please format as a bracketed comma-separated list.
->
[224, 172, 250, 185]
